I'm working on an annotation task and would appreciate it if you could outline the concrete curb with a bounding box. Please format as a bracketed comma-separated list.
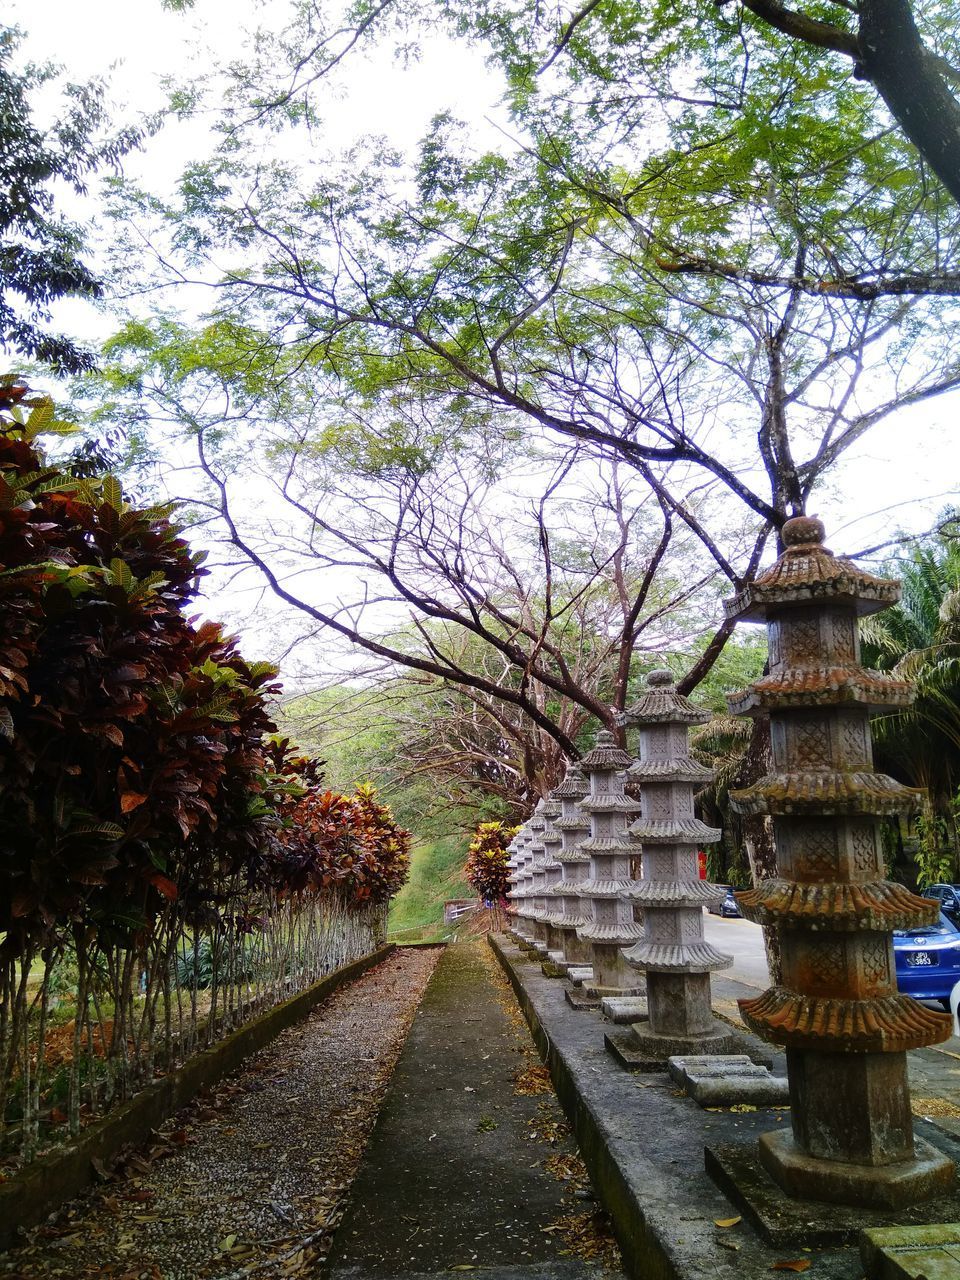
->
[0, 943, 395, 1251]
[489, 933, 876, 1280]
[491, 934, 678, 1280]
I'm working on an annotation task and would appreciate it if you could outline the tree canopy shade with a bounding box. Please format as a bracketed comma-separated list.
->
[91, 314, 738, 768]
[103, 0, 960, 546]
[86, 0, 960, 769]
[720, 0, 960, 206]
[0, 27, 140, 373]
[861, 519, 960, 877]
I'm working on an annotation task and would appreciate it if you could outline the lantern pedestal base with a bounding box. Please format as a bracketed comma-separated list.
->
[707, 1132, 960, 1248]
[605, 1021, 770, 1072]
[758, 1129, 955, 1211]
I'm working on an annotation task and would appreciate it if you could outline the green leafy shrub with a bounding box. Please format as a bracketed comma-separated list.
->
[0, 381, 287, 956]
[464, 821, 518, 903]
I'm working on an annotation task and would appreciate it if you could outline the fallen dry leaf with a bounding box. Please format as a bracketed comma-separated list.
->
[714, 1216, 741, 1228]
[772, 1261, 811, 1272]
[513, 1064, 553, 1096]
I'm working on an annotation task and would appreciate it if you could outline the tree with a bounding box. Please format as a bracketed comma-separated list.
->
[0, 380, 284, 955]
[441, 0, 960, 291]
[717, 0, 960, 205]
[102, 9, 960, 578]
[465, 820, 517, 903]
[89, 0, 960, 838]
[90, 317, 734, 765]
[0, 27, 140, 373]
[861, 518, 960, 879]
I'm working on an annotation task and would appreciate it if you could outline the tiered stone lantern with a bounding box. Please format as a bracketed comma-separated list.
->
[504, 828, 525, 941]
[724, 515, 954, 1207]
[527, 804, 551, 954]
[540, 795, 567, 965]
[615, 670, 742, 1062]
[547, 763, 593, 973]
[508, 823, 535, 946]
[574, 730, 645, 998]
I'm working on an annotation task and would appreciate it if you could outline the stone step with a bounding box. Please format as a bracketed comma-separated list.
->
[669, 1053, 790, 1106]
[860, 1222, 960, 1279]
[600, 996, 648, 1024]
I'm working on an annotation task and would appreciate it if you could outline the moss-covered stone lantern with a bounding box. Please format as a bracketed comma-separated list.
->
[725, 515, 954, 1208]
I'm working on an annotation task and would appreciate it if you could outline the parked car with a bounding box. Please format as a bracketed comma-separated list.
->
[893, 911, 960, 1008]
[707, 886, 742, 918]
[922, 883, 960, 925]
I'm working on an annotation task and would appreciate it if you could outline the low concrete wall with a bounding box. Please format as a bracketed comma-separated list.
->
[491, 931, 875, 1280]
[0, 944, 395, 1251]
[489, 934, 675, 1280]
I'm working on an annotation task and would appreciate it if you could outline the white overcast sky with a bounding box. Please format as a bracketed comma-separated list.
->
[9, 0, 960, 672]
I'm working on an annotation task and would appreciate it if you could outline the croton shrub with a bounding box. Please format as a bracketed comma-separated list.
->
[464, 820, 518, 903]
[269, 774, 411, 905]
[0, 381, 410, 959]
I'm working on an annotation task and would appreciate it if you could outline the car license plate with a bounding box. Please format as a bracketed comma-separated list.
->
[906, 951, 936, 966]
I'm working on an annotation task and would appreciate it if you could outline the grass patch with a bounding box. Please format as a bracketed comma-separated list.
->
[388, 834, 472, 941]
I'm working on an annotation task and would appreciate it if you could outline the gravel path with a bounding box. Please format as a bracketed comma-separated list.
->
[1, 947, 442, 1280]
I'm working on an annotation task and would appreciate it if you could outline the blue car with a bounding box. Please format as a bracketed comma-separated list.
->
[893, 911, 960, 1008]
[706, 886, 742, 918]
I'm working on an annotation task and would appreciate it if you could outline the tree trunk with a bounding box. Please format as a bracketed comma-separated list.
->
[858, 0, 960, 207]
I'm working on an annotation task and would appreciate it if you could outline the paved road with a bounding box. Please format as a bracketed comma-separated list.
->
[327, 940, 622, 1279]
[702, 910, 771, 988]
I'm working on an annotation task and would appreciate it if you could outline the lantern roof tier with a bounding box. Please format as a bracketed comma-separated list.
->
[622, 940, 733, 972]
[736, 878, 940, 931]
[627, 757, 714, 784]
[625, 880, 726, 907]
[740, 987, 951, 1053]
[727, 666, 914, 717]
[577, 919, 646, 944]
[572, 878, 643, 899]
[627, 818, 721, 844]
[579, 731, 634, 770]
[724, 517, 901, 623]
[619, 669, 712, 726]
[730, 769, 924, 817]
[553, 765, 590, 799]
[578, 791, 643, 816]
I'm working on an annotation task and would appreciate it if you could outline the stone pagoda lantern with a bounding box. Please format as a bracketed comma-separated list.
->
[507, 823, 534, 946]
[539, 794, 567, 966]
[527, 804, 551, 955]
[504, 828, 525, 940]
[723, 515, 954, 1207]
[547, 763, 593, 973]
[615, 670, 742, 1063]
[574, 730, 645, 998]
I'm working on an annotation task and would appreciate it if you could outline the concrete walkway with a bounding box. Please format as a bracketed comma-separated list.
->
[324, 941, 621, 1280]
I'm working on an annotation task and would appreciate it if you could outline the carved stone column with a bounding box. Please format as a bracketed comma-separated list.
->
[725, 515, 954, 1208]
[509, 823, 535, 945]
[574, 731, 645, 996]
[540, 795, 567, 964]
[548, 763, 593, 970]
[527, 803, 551, 955]
[617, 670, 739, 1060]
